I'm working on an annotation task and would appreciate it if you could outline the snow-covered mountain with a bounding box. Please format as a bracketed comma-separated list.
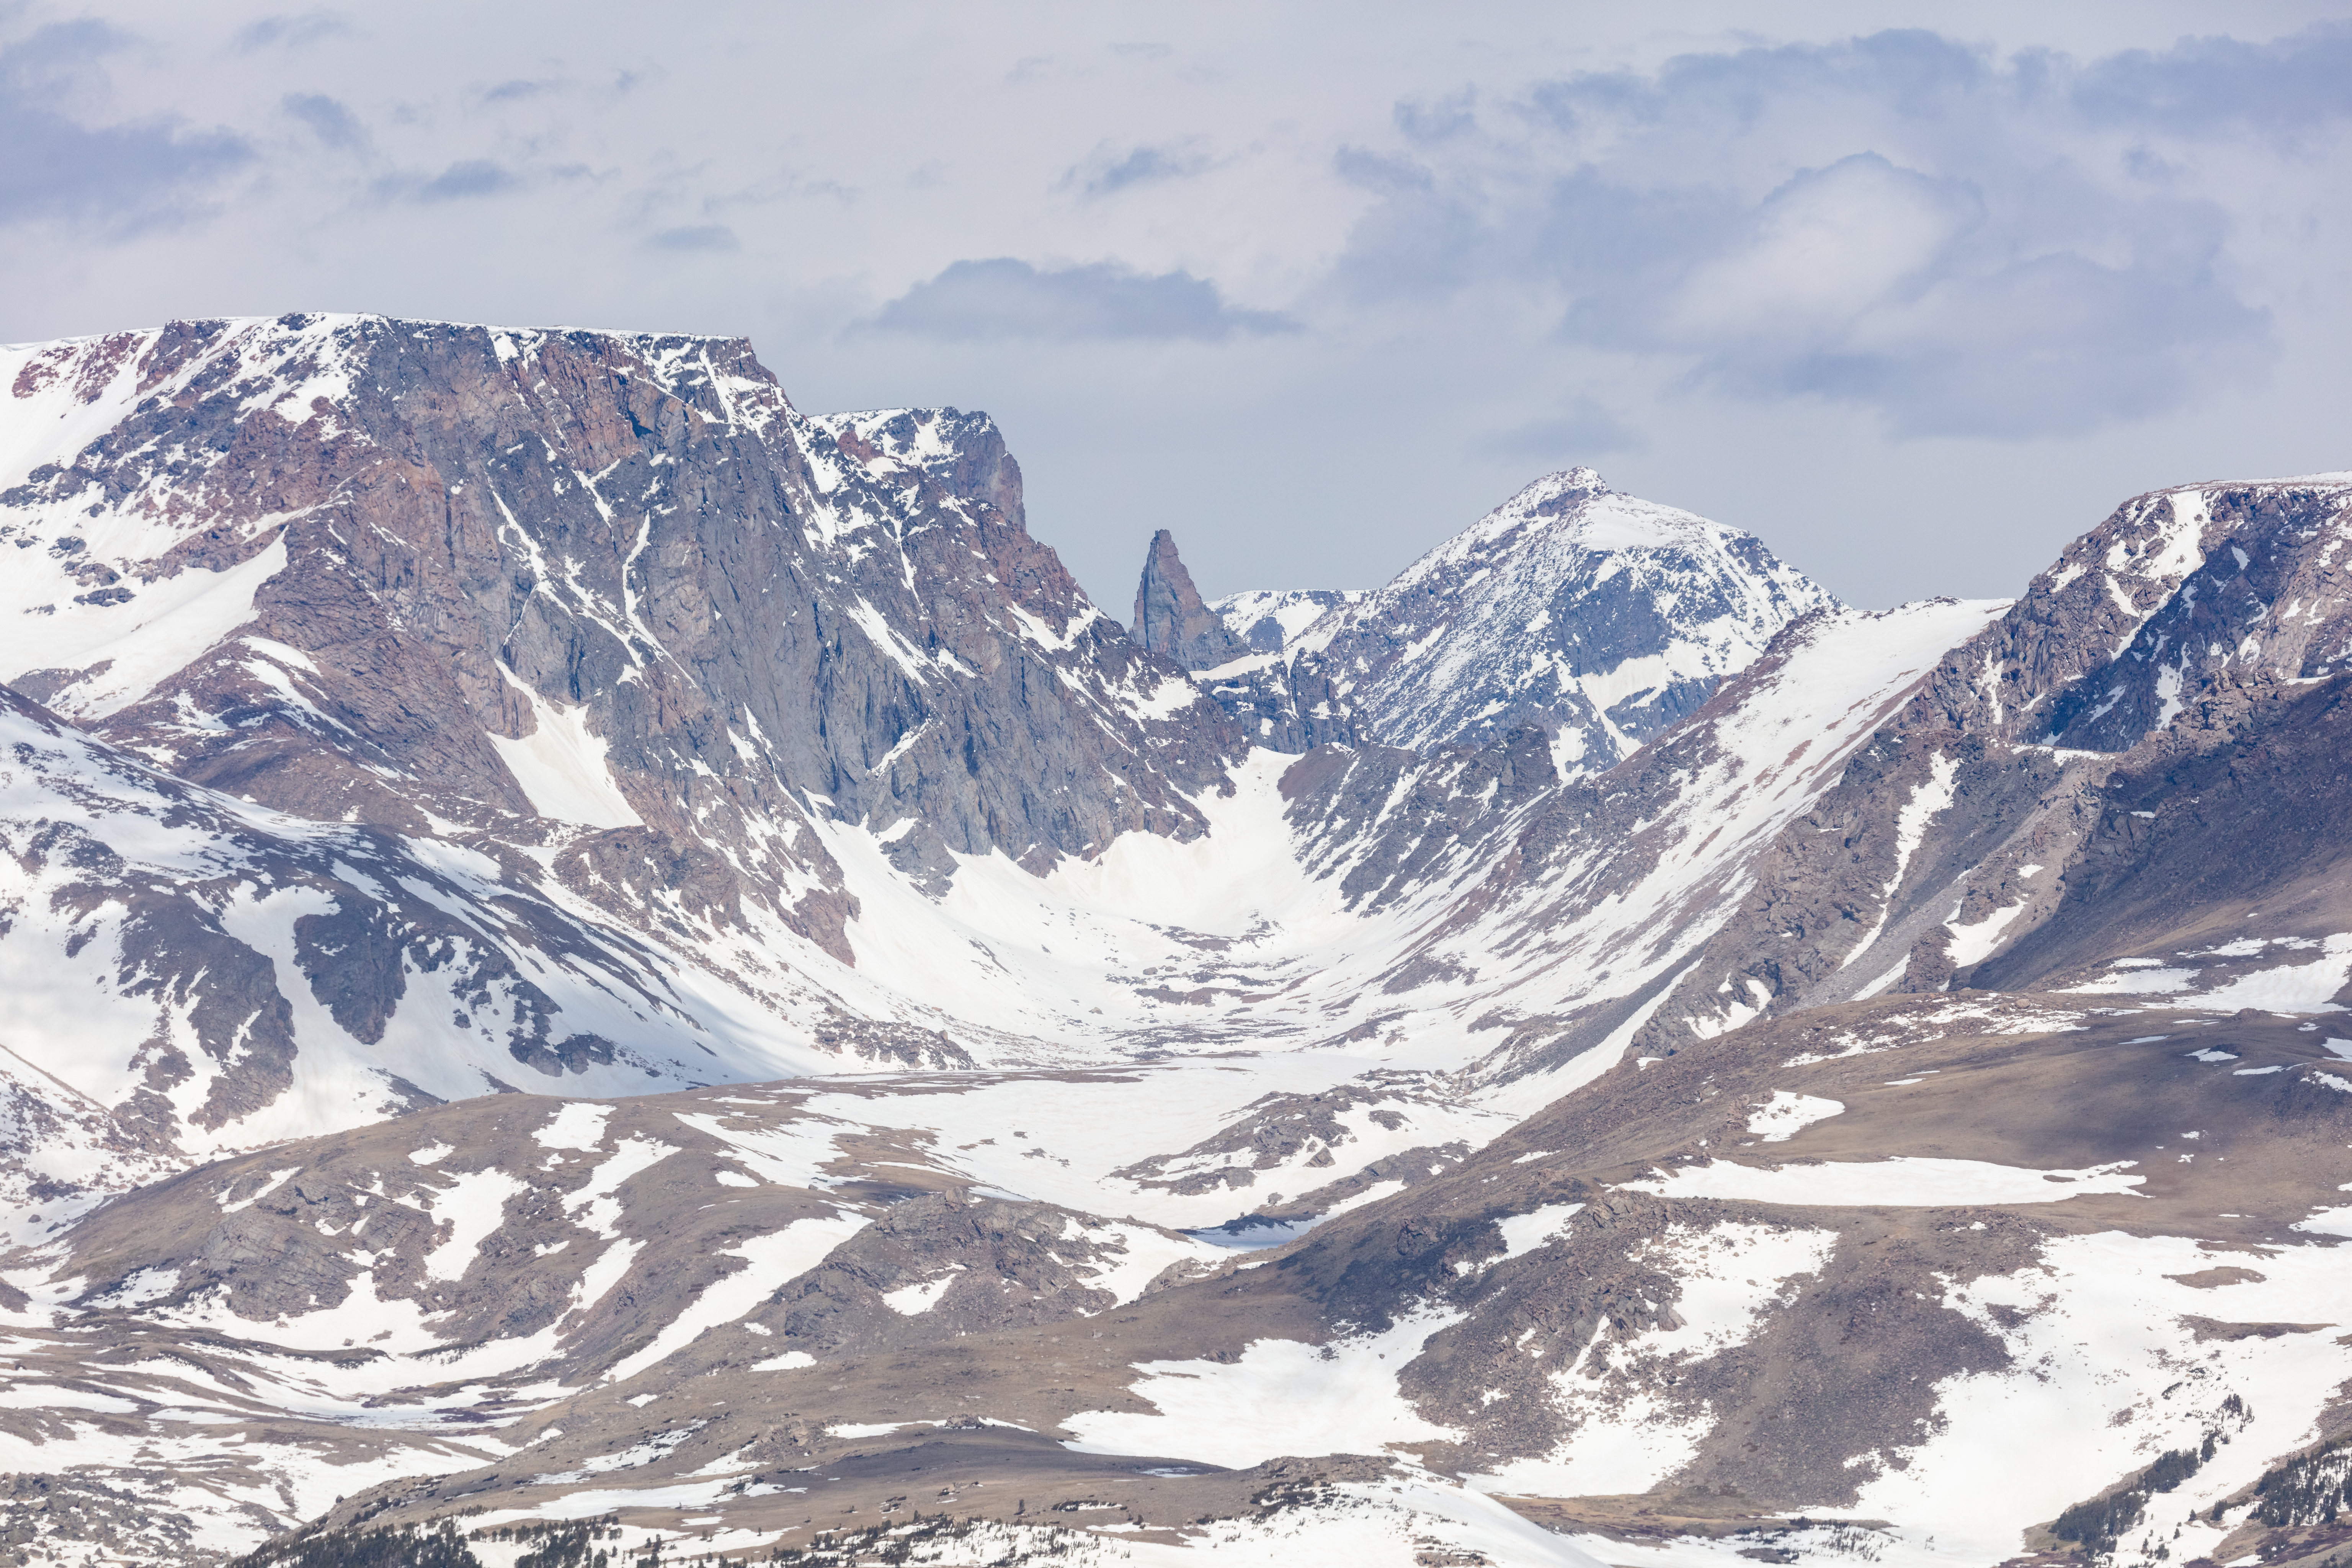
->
[1633, 473, 2352, 1052]
[0, 316, 1262, 1165]
[6, 316, 2352, 1568]
[0, 315, 1236, 889]
[1210, 587, 1364, 652]
[1137, 467, 1833, 773]
[1293, 467, 1836, 769]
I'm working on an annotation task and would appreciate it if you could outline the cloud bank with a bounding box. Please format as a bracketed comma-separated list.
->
[868, 258, 1297, 343]
[1323, 27, 2345, 438]
[0, 22, 249, 232]
[0, 8, 2346, 611]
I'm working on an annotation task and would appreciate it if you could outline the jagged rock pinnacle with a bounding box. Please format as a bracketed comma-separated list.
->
[1133, 528, 1250, 671]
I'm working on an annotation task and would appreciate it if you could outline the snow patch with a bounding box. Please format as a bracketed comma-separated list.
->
[1061, 1308, 1464, 1467]
[534, 1102, 613, 1152]
[1494, 1203, 1584, 1261]
[1745, 1092, 1845, 1143]
[1622, 1157, 2145, 1207]
[488, 671, 641, 829]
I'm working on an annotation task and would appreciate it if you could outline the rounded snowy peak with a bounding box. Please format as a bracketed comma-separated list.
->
[1302, 470, 1837, 768]
[1400, 468, 1738, 590]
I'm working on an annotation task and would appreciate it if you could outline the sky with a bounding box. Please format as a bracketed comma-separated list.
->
[4, 2, 2350, 611]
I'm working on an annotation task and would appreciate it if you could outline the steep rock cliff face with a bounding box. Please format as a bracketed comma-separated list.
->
[1290, 468, 1836, 769]
[0, 317, 1243, 938]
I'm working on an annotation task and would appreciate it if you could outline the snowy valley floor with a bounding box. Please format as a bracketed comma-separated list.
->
[5, 993, 2352, 1568]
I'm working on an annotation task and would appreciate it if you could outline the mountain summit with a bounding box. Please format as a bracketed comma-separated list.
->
[1295, 467, 1836, 768]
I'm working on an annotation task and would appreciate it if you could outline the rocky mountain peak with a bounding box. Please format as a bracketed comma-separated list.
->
[1525, 463, 1607, 504]
[0, 317, 1242, 885]
[1292, 468, 1837, 768]
[1132, 528, 1250, 672]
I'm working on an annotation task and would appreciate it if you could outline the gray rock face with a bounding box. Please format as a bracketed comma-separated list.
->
[0, 316, 1243, 933]
[1292, 468, 1836, 769]
[1190, 646, 1362, 755]
[1131, 529, 1249, 671]
[2026, 481, 2352, 748]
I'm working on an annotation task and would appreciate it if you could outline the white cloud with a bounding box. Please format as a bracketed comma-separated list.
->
[1662, 156, 1980, 345]
[1327, 33, 2312, 437]
[866, 257, 1295, 343]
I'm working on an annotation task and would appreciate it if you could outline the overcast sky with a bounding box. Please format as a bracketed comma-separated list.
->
[5, 2, 2349, 610]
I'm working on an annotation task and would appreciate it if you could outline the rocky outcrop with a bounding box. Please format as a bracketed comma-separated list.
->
[2017, 481, 2352, 750]
[1193, 647, 1361, 754]
[1130, 531, 1364, 753]
[1132, 528, 1250, 671]
[1210, 588, 1361, 653]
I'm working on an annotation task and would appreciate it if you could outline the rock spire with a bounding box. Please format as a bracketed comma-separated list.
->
[1133, 529, 1250, 671]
